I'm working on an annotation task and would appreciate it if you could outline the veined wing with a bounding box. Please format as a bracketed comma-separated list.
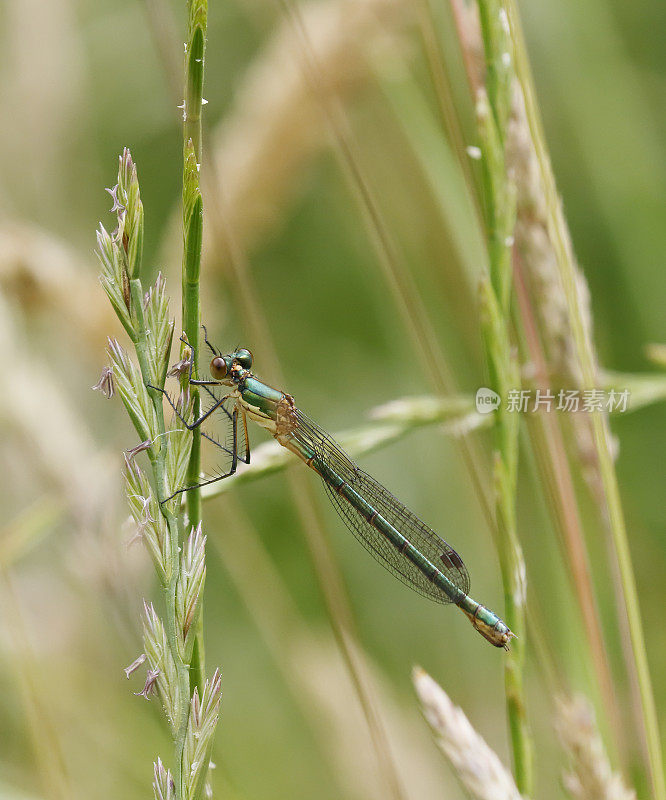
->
[197, 384, 249, 482]
[289, 410, 470, 603]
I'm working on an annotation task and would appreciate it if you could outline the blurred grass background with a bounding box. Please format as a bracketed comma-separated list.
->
[0, 0, 664, 798]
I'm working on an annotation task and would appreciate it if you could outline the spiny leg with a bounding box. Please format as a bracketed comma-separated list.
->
[147, 380, 232, 431]
[155, 331, 248, 500]
[162, 406, 241, 503]
[173, 330, 222, 390]
[239, 409, 250, 464]
[200, 382, 233, 423]
[149, 384, 238, 465]
[151, 381, 237, 464]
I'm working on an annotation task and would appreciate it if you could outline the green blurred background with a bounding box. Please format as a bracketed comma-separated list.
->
[0, 0, 664, 798]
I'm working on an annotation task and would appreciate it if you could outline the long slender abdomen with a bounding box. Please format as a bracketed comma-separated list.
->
[303, 450, 466, 606]
[281, 430, 513, 648]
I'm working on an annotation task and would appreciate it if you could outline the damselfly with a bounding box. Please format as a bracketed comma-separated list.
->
[158, 334, 514, 649]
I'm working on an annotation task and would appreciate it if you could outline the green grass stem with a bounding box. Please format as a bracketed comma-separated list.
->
[475, 0, 532, 791]
[505, 4, 666, 798]
[182, 0, 208, 697]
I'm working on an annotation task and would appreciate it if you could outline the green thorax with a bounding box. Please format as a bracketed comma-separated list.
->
[239, 374, 284, 422]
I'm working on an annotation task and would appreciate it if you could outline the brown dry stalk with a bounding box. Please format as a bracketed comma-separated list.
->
[203, 0, 411, 260]
[0, 221, 118, 350]
[413, 667, 523, 800]
[556, 695, 636, 800]
[450, 0, 624, 754]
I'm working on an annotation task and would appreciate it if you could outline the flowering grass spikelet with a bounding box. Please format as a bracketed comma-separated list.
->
[182, 669, 222, 800]
[164, 408, 194, 503]
[115, 147, 144, 280]
[107, 338, 160, 445]
[124, 456, 172, 582]
[413, 667, 522, 800]
[556, 695, 636, 800]
[143, 272, 175, 387]
[143, 601, 181, 733]
[176, 522, 206, 658]
[97, 223, 134, 337]
[153, 758, 176, 800]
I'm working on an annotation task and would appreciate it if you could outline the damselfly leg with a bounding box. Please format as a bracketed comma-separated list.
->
[159, 404, 246, 503]
[147, 338, 250, 502]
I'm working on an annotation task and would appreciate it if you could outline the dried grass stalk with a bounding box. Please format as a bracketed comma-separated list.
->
[453, 0, 606, 498]
[0, 221, 117, 349]
[413, 667, 523, 800]
[204, 0, 410, 258]
[555, 695, 636, 800]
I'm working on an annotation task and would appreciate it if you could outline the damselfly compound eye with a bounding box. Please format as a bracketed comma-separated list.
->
[210, 356, 227, 379]
[235, 348, 253, 370]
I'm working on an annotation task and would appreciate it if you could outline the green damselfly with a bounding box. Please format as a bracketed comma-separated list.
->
[159, 334, 514, 649]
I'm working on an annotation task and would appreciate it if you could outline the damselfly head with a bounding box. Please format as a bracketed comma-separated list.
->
[209, 347, 253, 382]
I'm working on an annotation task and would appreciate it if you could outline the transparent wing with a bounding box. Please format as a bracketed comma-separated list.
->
[290, 410, 470, 604]
[196, 385, 248, 485]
